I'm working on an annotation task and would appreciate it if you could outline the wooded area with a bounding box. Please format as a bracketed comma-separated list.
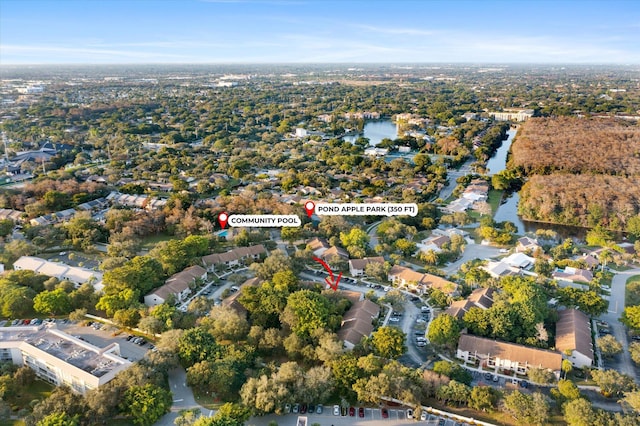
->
[518, 174, 640, 230]
[512, 117, 640, 176]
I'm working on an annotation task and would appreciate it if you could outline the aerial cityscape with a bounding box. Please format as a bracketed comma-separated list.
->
[1, 1, 640, 426]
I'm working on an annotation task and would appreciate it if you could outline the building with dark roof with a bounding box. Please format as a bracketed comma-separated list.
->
[555, 309, 594, 368]
[446, 287, 495, 319]
[144, 265, 207, 306]
[338, 299, 380, 349]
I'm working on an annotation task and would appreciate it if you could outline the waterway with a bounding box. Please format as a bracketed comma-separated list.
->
[486, 128, 516, 176]
[343, 120, 398, 146]
[489, 129, 590, 240]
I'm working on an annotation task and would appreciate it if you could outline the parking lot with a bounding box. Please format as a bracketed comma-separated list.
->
[245, 405, 473, 426]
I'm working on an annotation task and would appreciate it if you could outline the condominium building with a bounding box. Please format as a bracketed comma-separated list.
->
[0, 325, 131, 395]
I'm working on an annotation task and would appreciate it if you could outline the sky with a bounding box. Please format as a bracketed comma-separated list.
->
[1, 0, 639, 64]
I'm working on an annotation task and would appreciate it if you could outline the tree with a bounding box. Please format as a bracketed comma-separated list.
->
[433, 361, 472, 385]
[527, 367, 556, 385]
[280, 290, 335, 338]
[503, 391, 549, 425]
[561, 359, 573, 378]
[120, 383, 172, 426]
[103, 256, 164, 295]
[113, 308, 142, 328]
[468, 386, 499, 412]
[597, 334, 622, 358]
[630, 342, 640, 364]
[250, 249, 294, 280]
[339, 227, 369, 257]
[33, 288, 72, 316]
[427, 314, 460, 348]
[36, 412, 79, 426]
[138, 316, 165, 334]
[370, 326, 407, 359]
[554, 379, 581, 401]
[591, 369, 635, 397]
[280, 226, 302, 244]
[621, 305, 640, 330]
[0, 284, 35, 317]
[622, 390, 640, 413]
[394, 239, 416, 257]
[211, 403, 250, 425]
[178, 328, 220, 366]
[627, 215, 640, 239]
[563, 398, 599, 426]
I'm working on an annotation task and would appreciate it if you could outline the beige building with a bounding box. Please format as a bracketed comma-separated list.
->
[144, 265, 207, 306]
[201, 245, 266, 272]
[489, 109, 534, 122]
[457, 334, 562, 376]
[0, 325, 131, 395]
[387, 265, 457, 295]
[338, 299, 380, 349]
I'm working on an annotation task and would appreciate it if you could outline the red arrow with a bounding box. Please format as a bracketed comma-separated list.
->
[312, 257, 342, 291]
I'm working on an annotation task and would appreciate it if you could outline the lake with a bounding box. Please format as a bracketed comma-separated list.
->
[343, 120, 398, 146]
[486, 128, 516, 176]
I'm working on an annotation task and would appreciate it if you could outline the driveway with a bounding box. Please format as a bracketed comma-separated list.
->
[599, 268, 640, 382]
[441, 243, 502, 275]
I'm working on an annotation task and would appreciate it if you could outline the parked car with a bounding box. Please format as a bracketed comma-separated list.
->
[382, 408, 389, 418]
[341, 406, 347, 416]
[316, 405, 322, 414]
[284, 403, 291, 414]
[358, 407, 365, 418]
[389, 317, 400, 322]
[421, 411, 428, 421]
[493, 375, 499, 382]
[406, 408, 414, 419]
[293, 404, 299, 414]
[307, 404, 314, 413]
[519, 380, 529, 388]
[484, 372, 492, 380]
[333, 405, 340, 416]
[300, 404, 307, 414]
[349, 406, 355, 416]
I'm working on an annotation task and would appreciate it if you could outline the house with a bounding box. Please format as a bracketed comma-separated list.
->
[306, 237, 330, 257]
[337, 299, 380, 349]
[456, 334, 562, 376]
[555, 309, 594, 368]
[348, 257, 385, 277]
[144, 265, 207, 306]
[13, 256, 104, 292]
[222, 277, 262, 315]
[0, 325, 131, 395]
[387, 265, 457, 294]
[416, 235, 450, 254]
[321, 246, 349, 262]
[446, 287, 495, 319]
[201, 245, 266, 272]
[0, 208, 24, 223]
[579, 254, 599, 269]
[552, 267, 593, 284]
[503, 252, 535, 269]
[516, 237, 541, 254]
[482, 261, 519, 279]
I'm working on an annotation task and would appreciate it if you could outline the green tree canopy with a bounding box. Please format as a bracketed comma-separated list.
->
[119, 383, 172, 426]
[33, 288, 72, 316]
[280, 290, 336, 338]
[370, 326, 407, 359]
[427, 313, 461, 348]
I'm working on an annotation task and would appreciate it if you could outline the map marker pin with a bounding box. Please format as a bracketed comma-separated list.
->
[218, 212, 228, 229]
[304, 201, 315, 218]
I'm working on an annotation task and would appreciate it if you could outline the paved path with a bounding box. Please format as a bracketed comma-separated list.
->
[155, 367, 209, 426]
[441, 242, 502, 275]
[599, 268, 640, 382]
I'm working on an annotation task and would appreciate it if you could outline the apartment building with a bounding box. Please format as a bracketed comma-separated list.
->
[0, 325, 131, 395]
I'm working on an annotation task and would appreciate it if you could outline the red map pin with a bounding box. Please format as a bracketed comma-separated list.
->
[218, 212, 228, 229]
[304, 201, 315, 218]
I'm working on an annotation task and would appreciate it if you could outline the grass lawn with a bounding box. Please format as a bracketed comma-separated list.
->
[139, 232, 178, 250]
[487, 189, 504, 215]
[626, 275, 640, 306]
[192, 390, 223, 410]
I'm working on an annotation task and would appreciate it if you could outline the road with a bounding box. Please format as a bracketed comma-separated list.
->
[599, 268, 640, 382]
[441, 242, 502, 275]
[155, 367, 208, 426]
[438, 158, 475, 201]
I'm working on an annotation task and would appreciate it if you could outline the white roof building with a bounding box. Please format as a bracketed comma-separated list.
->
[13, 256, 104, 292]
[0, 325, 131, 395]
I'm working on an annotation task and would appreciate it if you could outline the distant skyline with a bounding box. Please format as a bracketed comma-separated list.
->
[1, 0, 639, 65]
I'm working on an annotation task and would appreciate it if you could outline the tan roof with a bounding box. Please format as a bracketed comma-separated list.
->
[322, 246, 349, 260]
[349, 256, 385, 271]
[150, 265, 206, 300]
[555, 309, 593, 361]
[388, 265, 457, 294]
[458, 334, 562, 371]
[307, 237, 329, 251]
[338, 299, 380, 346]
[202, 245, 266, 266]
